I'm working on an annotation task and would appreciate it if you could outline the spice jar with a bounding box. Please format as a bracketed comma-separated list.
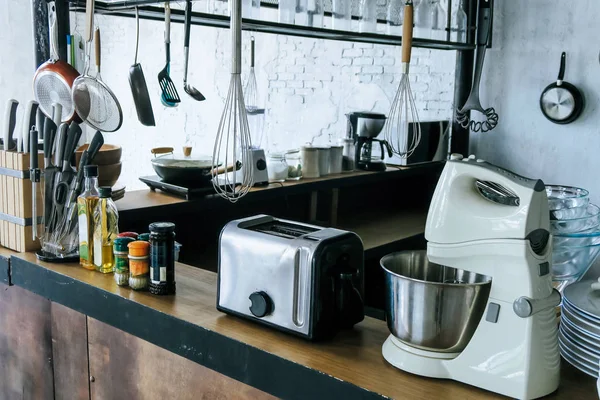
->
[137, 233, 150, 241]
[149, 222, 177, 295]
[113, 237, 135, 286]
[128, 241, 150, 290]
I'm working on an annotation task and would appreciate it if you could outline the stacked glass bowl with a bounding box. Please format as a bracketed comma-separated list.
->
[548, 185, 600, 292]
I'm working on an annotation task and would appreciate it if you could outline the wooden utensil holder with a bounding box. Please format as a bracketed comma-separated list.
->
[0, 150, 44, 252]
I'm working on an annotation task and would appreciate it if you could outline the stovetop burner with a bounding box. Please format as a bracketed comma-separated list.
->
[139, 176, 215, 200]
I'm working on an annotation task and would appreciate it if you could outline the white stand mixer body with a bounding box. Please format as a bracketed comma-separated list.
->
[383, 159, 560, 399]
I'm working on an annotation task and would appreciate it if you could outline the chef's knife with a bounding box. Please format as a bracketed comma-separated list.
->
[42, 119, 58, 229]
[30, 127, 40, 240]
[66, 130, 104, 210]
[2, 99, 19, 151]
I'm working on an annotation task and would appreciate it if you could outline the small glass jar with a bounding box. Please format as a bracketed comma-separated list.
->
[285, 150, 303, 181]
[149, 222, 177, 296]
[113, 237, 135, 286]
[128, 241, 150, 291]
[278, 0, 295, 23]
[267, 153, 289, 182]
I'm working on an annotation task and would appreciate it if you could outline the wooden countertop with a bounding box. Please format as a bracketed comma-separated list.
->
[6, 251, 597, 400]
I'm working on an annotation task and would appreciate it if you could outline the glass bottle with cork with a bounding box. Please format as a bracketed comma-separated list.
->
[78, 165, 100, 270]
[92, 187, 119, 273]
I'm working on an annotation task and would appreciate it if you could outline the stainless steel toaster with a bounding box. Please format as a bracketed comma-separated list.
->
[217, 215, 365, 340]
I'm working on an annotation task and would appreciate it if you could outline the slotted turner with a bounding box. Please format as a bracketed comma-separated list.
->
[158, 2, 180, 106]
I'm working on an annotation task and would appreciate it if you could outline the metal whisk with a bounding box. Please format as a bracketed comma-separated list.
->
[244, 36, 258, 111]
[385, 0, 421, 159]
[211, 0, 254, 202]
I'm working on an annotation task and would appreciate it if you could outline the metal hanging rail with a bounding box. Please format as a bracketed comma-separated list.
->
[68, 1, 475, 51]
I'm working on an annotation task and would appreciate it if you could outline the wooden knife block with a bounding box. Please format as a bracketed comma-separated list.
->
[0, 150, 44, 252]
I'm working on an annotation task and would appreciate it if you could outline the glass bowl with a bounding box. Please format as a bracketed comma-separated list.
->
[546, 185, 590, 211]
[550, 204, 600, 234]
[552, 230, 600, 292]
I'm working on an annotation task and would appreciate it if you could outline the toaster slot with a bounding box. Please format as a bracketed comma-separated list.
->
[248, 221, 318, 239]
[293, 248, 310, 327]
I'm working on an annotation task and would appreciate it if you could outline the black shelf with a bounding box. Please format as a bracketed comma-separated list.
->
[69, 1, 475, 51]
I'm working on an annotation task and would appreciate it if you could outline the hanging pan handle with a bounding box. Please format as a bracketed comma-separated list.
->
[557, 52, 566, 85]
[250, 37, 255, 68]
[95, 27, 101, 73]
[85, 0, 95, 43]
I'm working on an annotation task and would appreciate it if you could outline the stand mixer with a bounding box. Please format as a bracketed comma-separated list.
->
[382, 156, 562, 399]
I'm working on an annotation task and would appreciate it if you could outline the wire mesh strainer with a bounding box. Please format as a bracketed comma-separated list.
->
[72, 0, 122, 132]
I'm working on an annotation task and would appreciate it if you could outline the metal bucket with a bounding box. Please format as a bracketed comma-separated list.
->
[381, 250, 492, 353]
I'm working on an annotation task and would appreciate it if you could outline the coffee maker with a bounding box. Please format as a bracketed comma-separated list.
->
[346, 112, 392, 171]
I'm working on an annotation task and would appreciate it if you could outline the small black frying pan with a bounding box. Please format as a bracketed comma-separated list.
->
[540, 52, 584, 124]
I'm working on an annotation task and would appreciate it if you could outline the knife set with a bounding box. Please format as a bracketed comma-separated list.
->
[0, 99, 104, 259]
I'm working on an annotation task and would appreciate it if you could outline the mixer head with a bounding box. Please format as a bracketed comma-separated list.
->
[425, 157, 550, 248]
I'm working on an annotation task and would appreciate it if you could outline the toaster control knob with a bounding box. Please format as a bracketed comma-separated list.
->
[249, 291, 273, 318]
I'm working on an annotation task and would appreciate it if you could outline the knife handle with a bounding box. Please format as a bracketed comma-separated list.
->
[24, 101, 39, 154]
[43, 118, 57, 160]
[30, 128, 39, 171]
[63, 123, 80, 166]
[87, 131, 104, 164]
[54, 124, 68, 167]
[4, 99, 19, 150]
[36, 108, 45, 140]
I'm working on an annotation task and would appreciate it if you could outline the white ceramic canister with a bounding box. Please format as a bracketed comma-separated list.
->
[316, 146, 331, 176]
[301, 146, 320, 178]
[329, 145, 343, 174]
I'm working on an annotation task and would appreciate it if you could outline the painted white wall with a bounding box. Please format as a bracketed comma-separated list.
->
[0, 0, 36, 135]
[1, 1, 457, 192]
[471, 0, 600, 203]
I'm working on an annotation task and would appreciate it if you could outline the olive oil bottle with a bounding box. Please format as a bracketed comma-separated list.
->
[78, 165, 100, 270]
[92, 187, 119, 273]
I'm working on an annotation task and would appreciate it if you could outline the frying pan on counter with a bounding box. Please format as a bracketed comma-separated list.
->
[540, 52, 585, 125]
[150, 147, 239, 187]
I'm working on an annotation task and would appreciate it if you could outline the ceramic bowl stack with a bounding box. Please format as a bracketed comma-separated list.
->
[559, 280, 600, 378]
[547, 185, 600, 292]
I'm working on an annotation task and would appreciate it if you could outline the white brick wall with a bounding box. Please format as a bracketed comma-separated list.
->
[0, 1, 456, 192]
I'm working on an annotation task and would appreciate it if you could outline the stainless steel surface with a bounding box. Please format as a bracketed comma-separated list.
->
[211, 0, 253, 202]
[381, 250, 491, 353]
[218, 215, 364, 338]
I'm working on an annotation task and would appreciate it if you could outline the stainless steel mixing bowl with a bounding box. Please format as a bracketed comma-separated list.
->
[381, 250, 492, 353]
